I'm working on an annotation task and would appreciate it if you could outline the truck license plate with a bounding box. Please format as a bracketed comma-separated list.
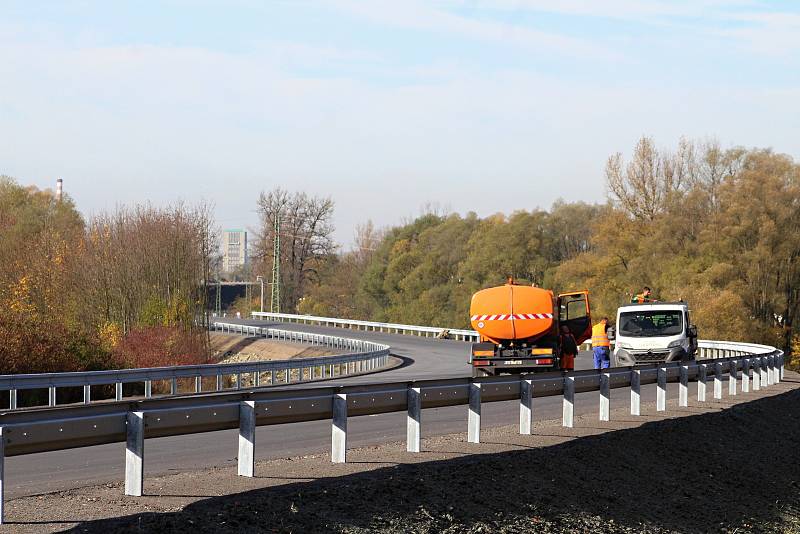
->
[503, 360, 523, 365]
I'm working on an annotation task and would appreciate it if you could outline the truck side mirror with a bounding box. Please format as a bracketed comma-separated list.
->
[607, 327, 615, 340]
[688, 325, 698, 338]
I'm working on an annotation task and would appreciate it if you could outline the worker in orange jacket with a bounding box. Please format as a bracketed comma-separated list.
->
[631, 286, 654, 304]
[559, 325, 578, 371]
[591, 317, 611, 369]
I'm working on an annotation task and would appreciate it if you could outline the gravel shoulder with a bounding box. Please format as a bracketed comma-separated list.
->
[2, 373, 799, 533]
[209, 332, 339, 362]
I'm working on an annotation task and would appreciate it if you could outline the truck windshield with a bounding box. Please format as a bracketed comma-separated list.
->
[618, 310, 683, 337]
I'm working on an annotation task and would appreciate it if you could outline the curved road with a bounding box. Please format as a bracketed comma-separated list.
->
[5, 320, 661, 499]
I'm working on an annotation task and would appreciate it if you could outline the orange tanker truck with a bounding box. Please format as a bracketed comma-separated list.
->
[469, 280, 592, 377]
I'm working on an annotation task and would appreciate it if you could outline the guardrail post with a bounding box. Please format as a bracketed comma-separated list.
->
[468, 382, 481, 443]
[170, 378, 178, 395]
[728, 360, 737, 396]
[759, 357, 767, 389]
[520, 377, 533, 435]
[599, 372, 610, 422]
[0, 426, 5, 525]
[780, 353, 785, 380]
[48, 386, 56, 407]
[8, 390, 16, 411]
[195, 376, 202, 393]
[698, 364, 707, 401]
[125, 411, 144, 497]
[83, 385, 91, 404]
[630, 369, 641, 416]
[331, 393, 347, 463]
[742, 358, 750, 393]
[657, 367, 667, 411]
[679, 365, 689, 407]
[713, 362, 723, 400]
[238, 401, 256, 477]
[563, 376, 575, 428]
[753, 359, 761, 391]
[768, 355, 776, 385]
[407, 386, 421, 452]
[216, 374, 222, 391]
[144, 381, 152, 399]
[116, 382, 123, 401]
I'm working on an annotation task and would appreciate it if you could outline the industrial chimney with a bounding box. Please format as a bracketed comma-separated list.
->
[56, 178, 63, 202]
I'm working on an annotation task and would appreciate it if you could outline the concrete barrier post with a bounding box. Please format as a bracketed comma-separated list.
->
[468, 382, 482, 443]
[729, 360, 737, 396]
[124, 411, 144, 497]
[520, 377, 533, 435]
[630, 369, 641, 416]
[768, 355, 776, 385]
[742, 359, 750, 393]
[407, 386, 421, 452]
[713, 362, 723, 400]
[238, 401, 256, 477]
[657, 367, 667, 411]
[698, 364, 707, 401]
[599, 372, 610, 422]
[563, 376, 575, 428]
[331, 393, 347, 463]
[679, 365, 689, 407]
[759, 357, 768, 389]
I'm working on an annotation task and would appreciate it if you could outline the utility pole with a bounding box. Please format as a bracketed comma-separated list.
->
[270, 214, 281, 313]
[256, 276, 264, 313]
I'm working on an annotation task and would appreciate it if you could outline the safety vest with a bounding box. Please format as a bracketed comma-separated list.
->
[591, 323, 610, 348]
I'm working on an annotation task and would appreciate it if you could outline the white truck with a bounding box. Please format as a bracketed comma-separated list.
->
[613, 301, 698, 367]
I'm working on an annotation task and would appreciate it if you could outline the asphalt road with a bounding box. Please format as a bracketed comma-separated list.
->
[4, 321, 640, 499]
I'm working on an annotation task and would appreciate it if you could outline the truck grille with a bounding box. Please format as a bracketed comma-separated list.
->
[631, 351, 669, 362]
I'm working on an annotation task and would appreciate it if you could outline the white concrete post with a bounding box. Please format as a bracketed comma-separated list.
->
[520, 377, 533, 435]
[780, 353, 785, 380]
[563, 376, 575, 428]
[698, 364, 708, 401]
[83, 385, 91, 404]
[599, 372, 610, 422]
[728, 360, 737, 396]
[742, 359, 750, 393]
[630, 369, 641, 416]
[116, 382, 123, 402]
[407, 386, 421, 452]
[238, 401, 256, 477]
[331, 393, 347, 463]
[713, 362, 723, 400]
[468, 382, 481, 443]
[759, 357, 768, 388]
[124, 411, 144, 497]
[144, 380, 152, 399]
[679, 365, 689, 407]
[49, 386, 56, 407]
[8, 390, 16, 411]
[657, 367, 667, 411]
[768, 355, 776, 385]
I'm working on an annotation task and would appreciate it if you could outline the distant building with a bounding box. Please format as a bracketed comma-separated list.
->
[222, 229, 247, 273]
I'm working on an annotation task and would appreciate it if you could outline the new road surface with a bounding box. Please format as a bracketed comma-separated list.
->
[4, 319, 664, 499]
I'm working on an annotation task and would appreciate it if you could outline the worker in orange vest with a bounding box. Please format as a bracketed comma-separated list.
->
[559, 325, 578, 371]
[631, 286, 654, 304]
[591, 317, 611, 369]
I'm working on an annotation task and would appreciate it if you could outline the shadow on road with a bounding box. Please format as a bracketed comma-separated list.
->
[62, 388, 800, 533]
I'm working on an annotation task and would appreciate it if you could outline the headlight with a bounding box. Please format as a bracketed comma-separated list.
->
[667, 340, 684, 349]
[616, 342, 632, 350]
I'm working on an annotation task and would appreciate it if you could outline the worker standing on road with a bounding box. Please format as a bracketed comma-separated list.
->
[591, 317, 611, 369]
[631, 286, 653, 304]
[559, 325, 577, 371]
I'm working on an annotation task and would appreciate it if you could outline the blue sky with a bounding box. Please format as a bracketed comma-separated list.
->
[1, 1, 798, 247]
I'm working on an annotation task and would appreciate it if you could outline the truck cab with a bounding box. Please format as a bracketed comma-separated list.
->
[613, 302, 698, 367]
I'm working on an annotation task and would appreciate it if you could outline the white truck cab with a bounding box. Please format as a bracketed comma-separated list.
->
[613, 301, 698, 367]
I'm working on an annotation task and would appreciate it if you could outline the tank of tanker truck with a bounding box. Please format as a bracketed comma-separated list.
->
[469, 282, 591, 376]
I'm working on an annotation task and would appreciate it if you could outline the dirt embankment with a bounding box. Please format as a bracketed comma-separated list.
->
[1, 373, 796, 533]
[209, 332, 338, 363]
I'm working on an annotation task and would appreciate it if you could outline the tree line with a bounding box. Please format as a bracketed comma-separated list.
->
[0, 177, 215, 375]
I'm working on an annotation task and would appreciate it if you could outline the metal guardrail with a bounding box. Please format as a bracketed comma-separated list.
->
[252, 311, 480, 341]
[0, 338, 784, 523]
[0, 322, 391, 411]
